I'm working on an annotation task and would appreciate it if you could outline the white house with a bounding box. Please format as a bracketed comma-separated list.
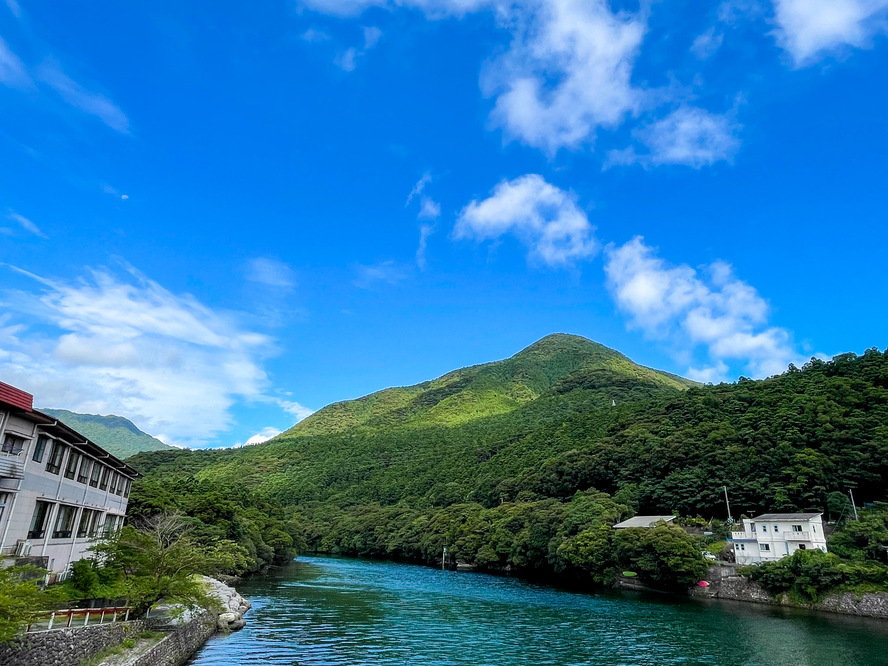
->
[0, 381, 140, 579]
[731, 513, 828, 565]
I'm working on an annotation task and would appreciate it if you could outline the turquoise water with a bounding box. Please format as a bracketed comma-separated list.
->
[187, 556, 888, 665]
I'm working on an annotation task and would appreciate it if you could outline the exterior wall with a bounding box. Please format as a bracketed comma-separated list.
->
[0, 406, 136, 577]
[127, 612, 217, 666]
[731, 515, 828, 565]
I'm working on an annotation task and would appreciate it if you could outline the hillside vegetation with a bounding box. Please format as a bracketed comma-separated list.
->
[128, 336, 888, 582]
[40, 409, 172, 459]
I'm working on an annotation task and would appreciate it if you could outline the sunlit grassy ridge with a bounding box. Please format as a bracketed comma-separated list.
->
[40, 408, 172, 459]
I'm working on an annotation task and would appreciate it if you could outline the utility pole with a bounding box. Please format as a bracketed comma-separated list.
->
[849, 489, 860, 521]
[724, 486, 733, 523]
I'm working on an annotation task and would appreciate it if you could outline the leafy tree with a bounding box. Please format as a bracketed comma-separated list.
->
[0, 566, 54, 642]
[90, 513, 223, 616]
[613, 523, 707, 589]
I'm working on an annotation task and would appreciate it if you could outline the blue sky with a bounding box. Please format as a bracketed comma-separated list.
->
[0, 0, 885, 448]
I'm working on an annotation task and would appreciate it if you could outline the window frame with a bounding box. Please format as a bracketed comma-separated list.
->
[28, 500, 53, 539]
[53, 504, 77, 539]
[32, 436, 49, 463]
[46, 442, 65, 474]
[64, 451, 81, 480]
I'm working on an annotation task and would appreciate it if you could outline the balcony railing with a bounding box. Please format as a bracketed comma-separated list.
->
[784, 531, 811, 540]
[0, 457, 24, 479]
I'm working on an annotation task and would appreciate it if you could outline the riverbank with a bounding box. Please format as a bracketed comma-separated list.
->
[690, 564, 888, 620]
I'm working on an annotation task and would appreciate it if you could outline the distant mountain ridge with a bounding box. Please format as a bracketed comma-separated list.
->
[39, 408, 172, 459]
[289, 333, 696, 438]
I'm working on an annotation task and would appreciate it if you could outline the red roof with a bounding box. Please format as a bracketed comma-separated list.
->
[0, 381, 34, 412]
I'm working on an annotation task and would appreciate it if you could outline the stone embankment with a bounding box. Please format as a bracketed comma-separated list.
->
[692, 563, 888, 620]
[201, 575, 251, 632]
[0, 577, 251, 666]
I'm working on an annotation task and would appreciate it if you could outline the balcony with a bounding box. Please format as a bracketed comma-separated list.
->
[784, 531, 811, 541]
[0, 457, 24, 479]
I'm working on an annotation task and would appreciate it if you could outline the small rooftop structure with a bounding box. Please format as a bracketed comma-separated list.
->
[613, 515, 676, 529]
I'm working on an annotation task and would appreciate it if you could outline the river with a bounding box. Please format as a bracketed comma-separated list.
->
[187, 556, 888, 665]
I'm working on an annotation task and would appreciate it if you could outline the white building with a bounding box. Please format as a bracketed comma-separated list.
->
[731, 513, 828, 565]
[0, 381, 139, 579]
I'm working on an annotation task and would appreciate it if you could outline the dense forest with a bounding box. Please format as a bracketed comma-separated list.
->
[126, 335, 888, 583]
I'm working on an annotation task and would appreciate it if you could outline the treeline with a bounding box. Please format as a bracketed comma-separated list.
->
[297, 491, 708, 589]
[127, 475, 304, 576]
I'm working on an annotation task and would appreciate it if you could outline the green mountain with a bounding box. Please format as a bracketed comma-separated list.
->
[40, 408, 172, 459]
[127, 338, 888, 582]
[291, 333, 695, 436]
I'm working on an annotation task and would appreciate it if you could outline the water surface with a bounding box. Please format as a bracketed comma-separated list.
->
[188, 556, 888, 665]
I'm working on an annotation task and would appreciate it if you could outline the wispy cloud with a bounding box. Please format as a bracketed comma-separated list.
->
[416, 224, 434, 270]
[455, 174, 597, 267]
[0, 263, 279, 447]
[276, 399, 315, 422]
[36, 61, 130, 133]
[353, 260, 409, 288]
[7, 210, 47, 238]
[606, 106, 741, 169]
[334, 25, 383, 71]
[246, 258, 297, 289]
[691, 27, 725, 59]
[604, 236, 806, 381]
[0, 36, 32, 88]
[406, 172, 432, 205]
[772, 0, 888, 66]
[418, 196, 441, 219]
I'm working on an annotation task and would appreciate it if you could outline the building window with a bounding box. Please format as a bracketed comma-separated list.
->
[77, 509, 101, 539]
[46, 442, 65, 474]
[738, 543, 745, 551]
[28, 500, 52, 539]
[64, 451, 81, 480]
[103, 514, 122, 536]
[759, 543, 770, 551]
[53, 505, 77, 539]
[89, 462, 102, 487]
[33, 436, 49, 462]
[751, 523, 756, 532]
[799, 544, 807, 550]
[122, 478, 132, 498]
[77, 458, 92, 484]
[792, 525, 803, 532]
[112, 473, 123, 496]
[99, 466, 110, 491]
[774, 525, 779, 532]
[0, 492, 8, 525]
[1, 434, 26, 455]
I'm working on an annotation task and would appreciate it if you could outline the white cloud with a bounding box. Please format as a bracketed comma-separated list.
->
[416, 223, 434, 270]
[0, 36, 32, 88]
[353, 260, 409, 287]
[772, 0, 888, 66]
[36, 62, 129, 133]
[0, 264, 279, 447]
[485, 0, 646, 154]
[364, 26, 383, 49]
[7, 210, 47, 238]
[5, 0, 21, 17]
[607, 106, 741, 169]
[455, 174, 597, 266]
[276, 399, 315, 422]
[406, 172, 432, 205]
[301, 27, 332, 42]
[246, 258, 297, 289]
[691, 27, 725, 59]
[605, 236, 805, 379]
[246, 427, 283, 446]
[418, 196, 441, 219]
[335, 47, 359, 71]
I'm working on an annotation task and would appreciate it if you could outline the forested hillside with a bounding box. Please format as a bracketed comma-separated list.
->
[127, 337, 888, 580]
[40, 409, 172, 459]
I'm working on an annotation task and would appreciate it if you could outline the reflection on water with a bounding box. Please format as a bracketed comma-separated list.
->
[187, 556, 888, 666]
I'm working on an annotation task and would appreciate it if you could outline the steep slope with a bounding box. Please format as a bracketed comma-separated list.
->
[40, 408, 172, 459]
[130, 334, 695, 507]
[290, 334, 694, 437]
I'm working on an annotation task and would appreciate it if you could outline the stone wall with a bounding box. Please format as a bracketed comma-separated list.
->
[692, 564, 888, 620]
[122, 612, 216, 666]
[0, 619, 150, 666]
